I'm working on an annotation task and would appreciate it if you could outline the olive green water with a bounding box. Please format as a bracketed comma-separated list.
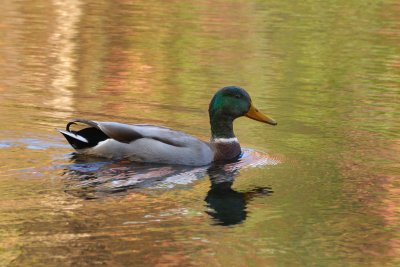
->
[0, 1, 399, 266]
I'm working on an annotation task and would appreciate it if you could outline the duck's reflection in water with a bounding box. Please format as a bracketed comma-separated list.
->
[62, 154, 208, 198]
[205, 164, 273, 226]
[62, 149, 277, 225]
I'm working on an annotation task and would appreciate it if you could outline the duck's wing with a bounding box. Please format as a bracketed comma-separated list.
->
[59, 118, 214, 165]
[60, 118, 207, 149]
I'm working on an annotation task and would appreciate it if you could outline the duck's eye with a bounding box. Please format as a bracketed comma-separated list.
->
[234, 94, 241, 99]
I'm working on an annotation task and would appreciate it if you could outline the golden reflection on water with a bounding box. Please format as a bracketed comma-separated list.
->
[45, 0, 82, 120]
[0, 0, 399, 266]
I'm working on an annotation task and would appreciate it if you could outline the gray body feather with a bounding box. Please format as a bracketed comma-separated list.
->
[70, 120, 214, 166]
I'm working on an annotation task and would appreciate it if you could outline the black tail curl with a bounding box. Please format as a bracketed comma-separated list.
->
[61, 119, 109, 149]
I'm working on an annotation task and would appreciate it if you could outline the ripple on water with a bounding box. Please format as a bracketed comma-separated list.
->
[0, 137, 69, 150]
[60, 148, 280, 198]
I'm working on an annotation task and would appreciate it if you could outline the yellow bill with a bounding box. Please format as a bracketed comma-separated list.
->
[245, 102, 277, 125]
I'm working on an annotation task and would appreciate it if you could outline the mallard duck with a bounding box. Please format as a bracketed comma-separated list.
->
[59, 86, 277, 166]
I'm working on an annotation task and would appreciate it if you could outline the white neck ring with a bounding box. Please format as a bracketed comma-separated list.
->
[212, 137, 238, 143]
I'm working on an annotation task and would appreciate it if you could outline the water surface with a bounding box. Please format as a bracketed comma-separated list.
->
[0, 1, 399, 266]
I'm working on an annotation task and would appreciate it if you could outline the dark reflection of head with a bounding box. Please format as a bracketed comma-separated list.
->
[205, 164, 273, 226]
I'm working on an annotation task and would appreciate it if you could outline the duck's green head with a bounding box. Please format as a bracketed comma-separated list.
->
[209, 86, 277, 138]
[209, 86, 277, 124]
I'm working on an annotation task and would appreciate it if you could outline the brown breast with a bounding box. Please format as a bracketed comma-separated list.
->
[213, 141, 241, 161]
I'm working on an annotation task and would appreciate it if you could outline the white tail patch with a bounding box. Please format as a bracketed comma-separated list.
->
[58, 129, 88, 143]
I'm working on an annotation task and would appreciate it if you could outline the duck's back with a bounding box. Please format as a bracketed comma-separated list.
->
[59, 120, 214, 166]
